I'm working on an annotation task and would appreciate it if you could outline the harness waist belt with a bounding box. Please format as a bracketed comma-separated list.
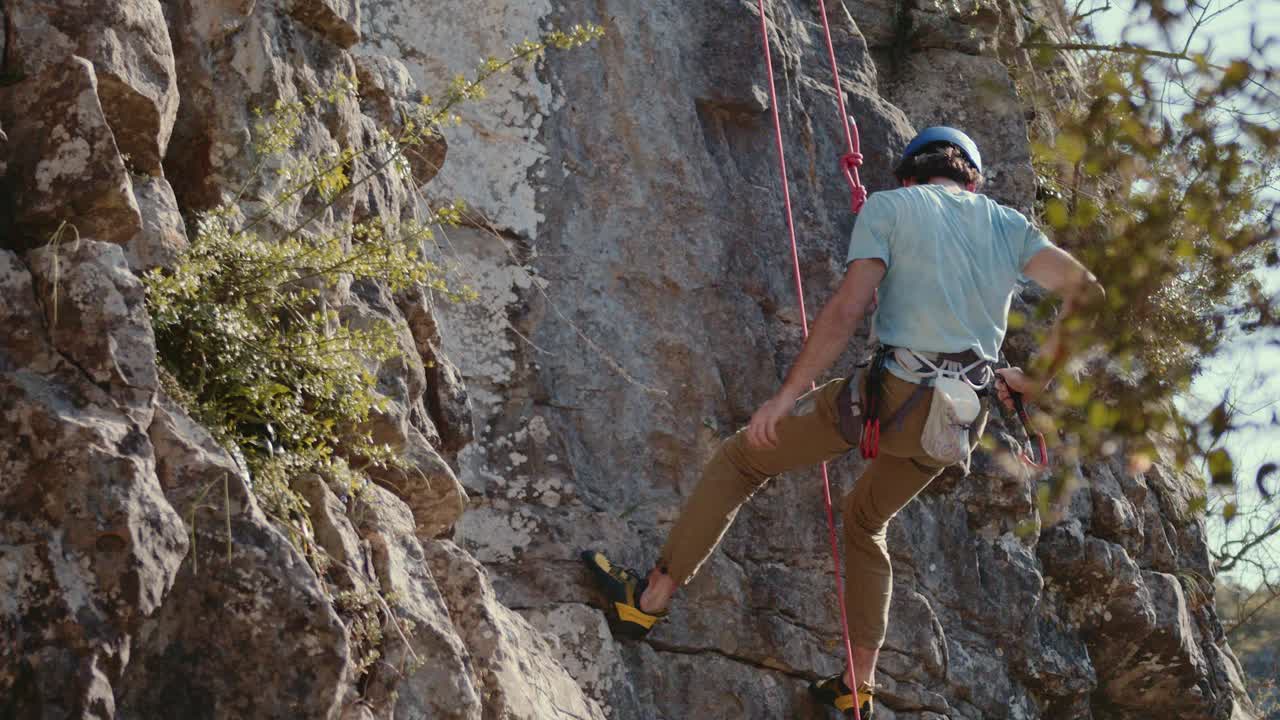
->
[886, 346, 993, 388]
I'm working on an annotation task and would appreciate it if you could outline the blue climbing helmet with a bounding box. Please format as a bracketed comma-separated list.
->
[899, 126, 982, 174]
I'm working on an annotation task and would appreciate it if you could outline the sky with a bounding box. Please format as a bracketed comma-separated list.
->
[1090, 0, 1280, 590]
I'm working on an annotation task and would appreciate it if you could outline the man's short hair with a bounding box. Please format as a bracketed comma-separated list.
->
[893, 144, 983, 188]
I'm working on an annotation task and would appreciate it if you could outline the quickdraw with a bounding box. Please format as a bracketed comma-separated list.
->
[1009, 390, 1050, 469]
[860, 348, 887, 459]
[995, 356, 1051, 469]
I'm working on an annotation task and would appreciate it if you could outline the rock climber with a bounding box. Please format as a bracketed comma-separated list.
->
[582, 126, 1104, 717]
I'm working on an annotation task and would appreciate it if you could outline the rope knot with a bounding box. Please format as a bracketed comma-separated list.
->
[840, 153, 868, 213]
[840, 152, 864, 170]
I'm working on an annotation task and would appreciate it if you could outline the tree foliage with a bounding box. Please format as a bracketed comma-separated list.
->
[1014, 0, 1278, 505]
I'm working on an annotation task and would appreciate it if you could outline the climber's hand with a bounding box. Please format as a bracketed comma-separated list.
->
[994, 367, 1040, 412]
[747, 390, 799, 450]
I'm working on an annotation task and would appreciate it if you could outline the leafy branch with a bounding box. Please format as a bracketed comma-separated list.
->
[1023, 40, 1280, 102]
[241, 25, 604, 240]
[1006, 0, 1280, 515]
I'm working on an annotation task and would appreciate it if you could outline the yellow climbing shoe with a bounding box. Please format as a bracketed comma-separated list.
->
[581, 550, 666, 638]
[810, 673, 874, 717]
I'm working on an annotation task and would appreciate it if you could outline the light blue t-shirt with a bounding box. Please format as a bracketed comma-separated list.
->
[846, 184, 1054, 365]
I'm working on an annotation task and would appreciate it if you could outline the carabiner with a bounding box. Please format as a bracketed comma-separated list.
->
[861, 418, 880, 459]
[1011, 392, 1050, 469]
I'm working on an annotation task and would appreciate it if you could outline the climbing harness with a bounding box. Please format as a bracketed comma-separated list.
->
[755, 1, 867, 715]
[888, 350, 1051, 470]
[859, 346, 1052, 471]
[859, 347, 995, 470]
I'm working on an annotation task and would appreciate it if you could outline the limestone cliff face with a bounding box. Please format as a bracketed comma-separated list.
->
[0, 0, 1259, 719]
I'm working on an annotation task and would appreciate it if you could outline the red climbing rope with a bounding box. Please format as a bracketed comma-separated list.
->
[755, 2, 861, 717]
[816, 0, 868, 215]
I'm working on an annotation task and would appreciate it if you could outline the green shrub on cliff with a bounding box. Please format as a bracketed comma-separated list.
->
[144, 25, 603, 557]
[146, 202, 447, 537]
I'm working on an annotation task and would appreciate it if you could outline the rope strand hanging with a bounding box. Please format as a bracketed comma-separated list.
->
[753, 2, 866, 716]
[815, 0, 869, 214]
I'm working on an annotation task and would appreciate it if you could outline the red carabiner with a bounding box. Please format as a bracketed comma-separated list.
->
[860, 417, 880, 459]
[1011, 392, 1050, 469]
[1017, 427, 1050, 469]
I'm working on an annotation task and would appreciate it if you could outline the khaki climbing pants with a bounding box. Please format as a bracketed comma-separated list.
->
[658, 372, 984, 649]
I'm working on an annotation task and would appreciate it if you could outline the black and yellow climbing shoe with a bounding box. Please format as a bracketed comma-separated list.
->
[581, 550, 666, 638]
[809, 673, 874, 717]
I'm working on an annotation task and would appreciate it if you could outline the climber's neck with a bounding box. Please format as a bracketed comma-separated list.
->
[926, 177, 965, 192]
[901, 177, 967, 193]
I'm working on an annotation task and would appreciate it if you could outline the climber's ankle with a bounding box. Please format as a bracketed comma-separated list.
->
[845, 644, 878, 689]
[639, 566, 676, 614]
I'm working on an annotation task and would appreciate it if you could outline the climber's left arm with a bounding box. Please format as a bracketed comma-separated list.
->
[745, 259, 885, 449]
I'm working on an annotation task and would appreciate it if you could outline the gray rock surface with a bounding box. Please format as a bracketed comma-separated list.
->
[118, 398, 352, 720]
[126, 176, 189, 272]
[352, 485, 483, 720]
[286, 0, 362, 49]
[0, 247, 187, 718]
[0, 0, 1261, 718]
[426, 539, 608, 720]
[26, 240, 158, 423]
[0, 57, 143, 250]
[3, 0, 179, 174]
